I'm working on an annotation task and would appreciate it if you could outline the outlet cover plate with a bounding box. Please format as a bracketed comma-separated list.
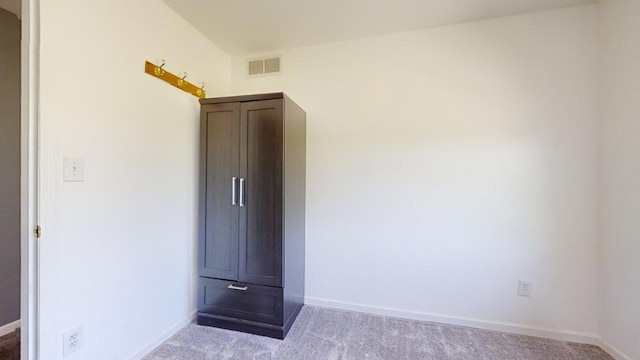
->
[63, 326, 83, 357]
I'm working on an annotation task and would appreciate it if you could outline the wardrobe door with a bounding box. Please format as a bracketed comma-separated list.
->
[239, 99, 283, 287]
[200, 103, 241, 280]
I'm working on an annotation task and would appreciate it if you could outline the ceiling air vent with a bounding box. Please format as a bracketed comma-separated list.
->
[247, 56, 281, 77]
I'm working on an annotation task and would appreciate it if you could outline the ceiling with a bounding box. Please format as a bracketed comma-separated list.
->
[0, 0, 19, 18]
[164, 0, 596, 56]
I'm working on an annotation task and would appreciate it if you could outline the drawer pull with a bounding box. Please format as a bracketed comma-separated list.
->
[239, 178, 245, 207]
[231, 177, 237, 206]
[227, 284, 248, 291]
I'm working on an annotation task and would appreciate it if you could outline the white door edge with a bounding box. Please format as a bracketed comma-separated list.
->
[20, 0, 40, 359]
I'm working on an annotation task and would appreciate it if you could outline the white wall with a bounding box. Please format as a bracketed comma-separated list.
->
[231, 6, 600, 336]
[38, 0, 230, 358]
[598, 1, 640, 359]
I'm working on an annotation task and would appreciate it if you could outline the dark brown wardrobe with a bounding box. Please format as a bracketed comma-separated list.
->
[197, 93, 306, 339]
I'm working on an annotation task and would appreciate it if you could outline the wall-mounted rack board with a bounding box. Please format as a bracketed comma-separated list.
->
[144, 60, 206, 99]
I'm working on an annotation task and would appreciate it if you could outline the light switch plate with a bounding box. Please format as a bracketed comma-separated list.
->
[518, 280, 532, 297]
[64, 157, 85, 182]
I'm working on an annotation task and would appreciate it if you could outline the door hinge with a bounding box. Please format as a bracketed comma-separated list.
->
[34, 225, 42, 239]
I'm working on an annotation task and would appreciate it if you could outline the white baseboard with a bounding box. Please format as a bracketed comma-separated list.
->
[597, 339, 633, 360]
[305, 296, 601, 345]
[127, 311, 196, 360]
[0, 319, 20, 338]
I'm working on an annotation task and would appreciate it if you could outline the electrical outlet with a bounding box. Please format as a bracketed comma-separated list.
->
[63, 326, 83, 357]
[518, 280, 532, 297]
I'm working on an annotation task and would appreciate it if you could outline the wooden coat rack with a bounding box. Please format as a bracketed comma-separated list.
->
[144, 60, 206, 99]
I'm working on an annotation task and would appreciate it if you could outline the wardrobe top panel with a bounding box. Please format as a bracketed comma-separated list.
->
[200, 92, 284, 105]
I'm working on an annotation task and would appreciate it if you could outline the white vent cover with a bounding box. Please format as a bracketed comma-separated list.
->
[247, 56, 281, 77]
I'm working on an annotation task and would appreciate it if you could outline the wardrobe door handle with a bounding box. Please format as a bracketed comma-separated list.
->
[231, 177, 237, 206]
[239, 178, 245, 207]
[228, 284, 248, 291]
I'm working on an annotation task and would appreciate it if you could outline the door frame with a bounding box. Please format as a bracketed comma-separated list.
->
[20, 0, 40, 359]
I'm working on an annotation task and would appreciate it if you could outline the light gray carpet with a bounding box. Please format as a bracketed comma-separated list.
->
[144, 306, 612, 360]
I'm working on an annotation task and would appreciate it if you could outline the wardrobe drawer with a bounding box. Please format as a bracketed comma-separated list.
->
[199, 277, 283, 326]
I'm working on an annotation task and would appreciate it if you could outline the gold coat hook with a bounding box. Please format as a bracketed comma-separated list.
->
[154, 59, 166, 76]
[178, 72, 188, 87]
[197, 83, 206, 98]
